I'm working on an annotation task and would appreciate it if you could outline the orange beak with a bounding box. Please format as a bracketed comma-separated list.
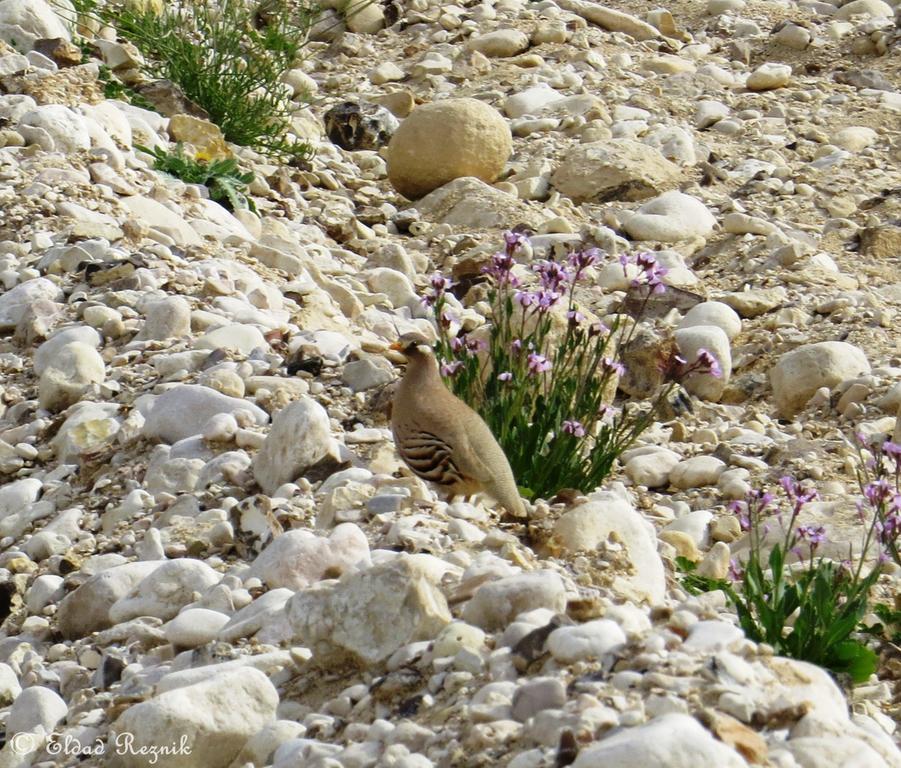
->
[389, 341, 404, 351]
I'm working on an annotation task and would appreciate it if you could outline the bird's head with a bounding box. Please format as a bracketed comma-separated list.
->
[389, 332, 434, 361]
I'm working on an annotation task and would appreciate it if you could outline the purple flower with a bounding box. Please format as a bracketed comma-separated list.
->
[527, 352, 552, 375]
[440, 360, 463, 377]
[780, 476, 818, 507]
[439, 309, 457, 330]
[430, 274, 450, 291]
[876, 512, 900, 545]
[883, 441, 901, 470]
[450, 337, 464, 352]
[797, 523, 827, 547]
[511, 339, 523, 353]
[695, 349, 722, 378]
[864, 479, 892, 507]
[588, 322, 608, 338]
[601, 357, 626, 377]
[465, 338, 487, 355]
[532, 259, 570, 292]
[422, 273, 452, 307]
[498, 371, 512, 382]
[535, 289, 561, 312]
[562, 419, 586, 437]
[882, 441, 901, 458]
[566, 309, 585, 326]
[891, 494, 901, 514]
[635, 252, 657, 271]
[632, 252, 669, 294]
[515, 290, 537, 308]
[618, 253, 630, 277]
[504, 230, 529, 252]
[597, 404, 618, 424]
[728, 558, 743, 582]
[759, 491, 775, 509]
[729, 499, 750, 531]
[482, 251, 520, 287]
[568, 247, 601, 278]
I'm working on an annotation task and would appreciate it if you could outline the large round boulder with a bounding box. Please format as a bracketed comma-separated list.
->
[770, 341, 870, 419]
[386, 98, 512, 199]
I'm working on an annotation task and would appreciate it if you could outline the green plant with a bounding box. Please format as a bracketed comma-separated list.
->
[77, 0, 316, 161]
[97, 65, 156, 111]
[862, 602, 901, 647]
[854, 437, 901, 568]
[75, 36, 95, 63]
[424, 233, 720, 500]
[680, 476, 882, 683]
[136, 143, 256, 212]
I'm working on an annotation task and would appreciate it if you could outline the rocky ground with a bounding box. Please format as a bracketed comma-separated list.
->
[0, 0, 900, 765]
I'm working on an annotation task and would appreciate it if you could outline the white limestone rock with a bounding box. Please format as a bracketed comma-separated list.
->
[109, 668, 278, 768]
[0, 663, 21, 706]
[547, 620, 626, 664]
[554, 495, 665, 604]
[119, 195, 203, 246]
[286, 556, 452, 666]
[466, 29, 529, 58]
[669, 456, 726, 489]
[572, 713, 745, 767]
[678, 301, 742, 340]
[165, 608, 231, 648]
[249, 524, 371, 590]
[136, 296, 192, 341]
[746, 62, 792, 91]
[57, 561, 164, 639]
[33, 325, 101, 375]
[51, 402, 122, 462]
[623, 448, 681, 488]
[674, 325, 732, 402]
[109, 559, 222, 623]
[218, 589, 294, 643]
[551, 139, 681, 204]
[462, 571, 567, 631]
[195, 324, 267, 355]
[18, 104, 91, 152]
[0, 0, 71, 51]
[6, 686, 67, 737]
[252, 396, 339, 494]
[0, 277, 62, 330]
[37, 341, 106, 412]
[623, 192, 716, 242]
[834, 0, 893, 19]
[143, 385, 268, 444]
[387, 98, 511, 199]
[770, 342, 870, 419]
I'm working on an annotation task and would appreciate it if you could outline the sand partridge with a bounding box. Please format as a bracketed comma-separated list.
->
[389, 336, 526, 517]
